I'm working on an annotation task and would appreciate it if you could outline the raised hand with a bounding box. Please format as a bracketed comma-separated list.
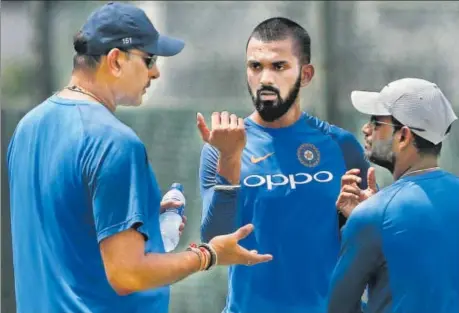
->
[196, 111, 246, 157]
[336, 167, 378, 217]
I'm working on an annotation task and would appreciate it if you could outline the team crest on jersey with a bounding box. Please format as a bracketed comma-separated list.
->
[297, 143, 320, 167]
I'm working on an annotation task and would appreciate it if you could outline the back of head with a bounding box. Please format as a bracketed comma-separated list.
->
[247, 17, 311, 64]
[72, 31, 101, 70]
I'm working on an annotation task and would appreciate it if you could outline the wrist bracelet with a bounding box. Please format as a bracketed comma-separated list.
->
[214, 185, 241, 191]
[186, 247, 203, 270]
[188, 243, 218, 271]
[198, 243, 218, 270]
[199, 247, 211, 270]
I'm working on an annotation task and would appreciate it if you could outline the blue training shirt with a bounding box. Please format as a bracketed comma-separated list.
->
[328, 169, 459, 313]
[199, 112, 370, 313]
[7, 95, 169, 313]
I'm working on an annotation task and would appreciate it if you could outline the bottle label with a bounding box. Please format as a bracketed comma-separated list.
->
[165, 206, 184, 216]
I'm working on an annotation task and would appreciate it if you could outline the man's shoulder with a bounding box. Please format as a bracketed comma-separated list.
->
[384, 172, 459, 211]
[303, 114, 360, 143]
[81, 108, 142, 146]
[304, 115, 366, 166]
[353, 182, 407, 221]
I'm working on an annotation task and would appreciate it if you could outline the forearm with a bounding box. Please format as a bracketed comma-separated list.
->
[201, 187, 238, 242]
[117, 250, 201, 294]
[217, 153, 242, 185]
[199, 147, 240, 242]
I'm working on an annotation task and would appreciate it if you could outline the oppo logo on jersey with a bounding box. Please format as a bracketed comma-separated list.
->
[243, 171, 334, 190]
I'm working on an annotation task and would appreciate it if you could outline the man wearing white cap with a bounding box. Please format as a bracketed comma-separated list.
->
[327, 78, 459, 313]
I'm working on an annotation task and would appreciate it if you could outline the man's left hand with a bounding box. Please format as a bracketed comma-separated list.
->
[336, 167, 378, 217]
[160, 200, 187, 236]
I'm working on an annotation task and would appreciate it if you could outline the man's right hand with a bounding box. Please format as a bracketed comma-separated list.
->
[209, 224, 273, 266]
[196, 111, 246, 157]
[336, 167, 378, 218]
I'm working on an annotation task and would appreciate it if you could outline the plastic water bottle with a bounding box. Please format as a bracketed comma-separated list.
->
[159, 183, 186, 252]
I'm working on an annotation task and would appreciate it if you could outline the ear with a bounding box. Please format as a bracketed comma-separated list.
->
[397, 126, 414, 150]
[105, 48, 125, 78]
[300, 64, 314, 87]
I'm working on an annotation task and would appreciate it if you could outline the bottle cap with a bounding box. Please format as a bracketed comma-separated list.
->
[171, 183, 183, 192]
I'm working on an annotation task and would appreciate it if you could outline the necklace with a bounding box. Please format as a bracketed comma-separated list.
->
[399, 166, 440, 179]
[65, 85, 105, 105]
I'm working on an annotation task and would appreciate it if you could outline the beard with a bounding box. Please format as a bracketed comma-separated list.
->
[366, 137, 396, 173]
[248, 73, 302, 122]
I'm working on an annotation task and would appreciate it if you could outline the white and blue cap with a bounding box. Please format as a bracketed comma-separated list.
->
[79, 2, 185, 56]
[350, 78, 458, 145]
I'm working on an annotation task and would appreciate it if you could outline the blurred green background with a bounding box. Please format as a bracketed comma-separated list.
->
[2, 1, 459, 313]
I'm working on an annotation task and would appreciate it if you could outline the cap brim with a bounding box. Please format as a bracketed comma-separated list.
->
[350, 91, 391, 116]
[143, 34, 185, 57]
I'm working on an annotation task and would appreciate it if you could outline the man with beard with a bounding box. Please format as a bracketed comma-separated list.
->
[196, 17, 372, 313]
[329, 78, 459, 313]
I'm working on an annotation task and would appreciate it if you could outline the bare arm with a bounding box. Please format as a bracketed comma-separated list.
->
[100, 229, 200, 295]
[100, 224, 273, 295]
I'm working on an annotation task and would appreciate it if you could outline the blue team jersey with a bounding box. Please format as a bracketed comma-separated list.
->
[7, 95, 169, 313]
[328, 169, 459, 313]
[199, 112, 370, 313]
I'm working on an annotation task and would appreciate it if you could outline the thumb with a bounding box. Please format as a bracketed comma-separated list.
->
[367, 167, 377, 192]
[196, 112, 210, 143]
[233, 224, 254, 241]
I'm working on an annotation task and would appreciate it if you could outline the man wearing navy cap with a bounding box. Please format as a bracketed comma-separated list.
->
[7, 2, 272, 313]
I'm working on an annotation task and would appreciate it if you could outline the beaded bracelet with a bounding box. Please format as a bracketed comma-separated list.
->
[198, 243, 218, 270]
[187, 243, 218, 271]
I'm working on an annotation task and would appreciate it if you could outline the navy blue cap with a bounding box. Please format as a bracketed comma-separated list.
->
[80, 2, 184, 57]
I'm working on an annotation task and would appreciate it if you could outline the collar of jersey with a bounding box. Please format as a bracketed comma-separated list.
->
[246, 111, 308, 134]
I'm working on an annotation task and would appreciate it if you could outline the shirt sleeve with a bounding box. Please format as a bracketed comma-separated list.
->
[327, 204, 383, 313]
[85, 134, 152, 243]
[199, 143, 239, 242]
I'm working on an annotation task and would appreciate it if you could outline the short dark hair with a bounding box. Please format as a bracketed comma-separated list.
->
[72, 31, 102, 70]
[246, 17, 311, 65]
[391, 116, 451, 157]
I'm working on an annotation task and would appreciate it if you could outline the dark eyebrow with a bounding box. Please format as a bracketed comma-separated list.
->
[272, 61, 288, 66]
